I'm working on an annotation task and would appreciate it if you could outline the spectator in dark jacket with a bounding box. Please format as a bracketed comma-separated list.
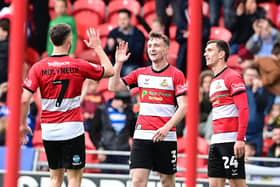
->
[0, 18, 9, 84]
[90, 91, 136, 174]
[243, 66, 274, 156]
[209, 0, 236, 29]
[176, 2, 210, 74]
[229, 0, 266, 54]
[105, 9, 145, 76]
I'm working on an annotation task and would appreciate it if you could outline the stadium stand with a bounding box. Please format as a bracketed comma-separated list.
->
[143, 0, 155, 21]
[259, 2, 278, 26]
[97, 23, 118, 48]
[107, 0, 141, 25]
[209, 26, 232, 42]
[72, 0, 106, 39]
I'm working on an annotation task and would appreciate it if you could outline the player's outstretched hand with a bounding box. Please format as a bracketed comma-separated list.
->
[83, 28, 102, 50]
[115, 41, 131, 64]
[20, 125, 33, 145]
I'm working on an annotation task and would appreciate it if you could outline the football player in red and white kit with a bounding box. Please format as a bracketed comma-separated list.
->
[108, 32, 187, 187]
[20, 23, 114, 187]
[204, 40, 249, 187]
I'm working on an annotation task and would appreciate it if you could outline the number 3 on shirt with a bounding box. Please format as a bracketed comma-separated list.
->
[52, 79, 69, 107]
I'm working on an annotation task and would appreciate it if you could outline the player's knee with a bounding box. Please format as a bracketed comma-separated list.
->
[160, 175, 175, 187]
[50, 174, 64, 186]
[228, 179, 246, 187]
[209, 181, 224, 187]
[132, 177, 147, 187]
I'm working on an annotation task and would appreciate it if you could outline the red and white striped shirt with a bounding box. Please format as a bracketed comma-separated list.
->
[209, 67, 247, 144]
[123, 64, 186, 141]
[24, 55, 104, 140]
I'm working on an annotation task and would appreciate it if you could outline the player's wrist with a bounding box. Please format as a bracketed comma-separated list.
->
[93, 46, 103, 53]
[116, 60, 125, 64]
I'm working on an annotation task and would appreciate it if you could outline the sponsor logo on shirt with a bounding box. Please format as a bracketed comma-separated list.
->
[176, 83, 187, 93]
[144, 78, 150, 85]
[141, 90, 148, 99]
[48, 61, 70, 67]
[141, 90, 172, 101]
[231, 83, 245, 92]
[72, 154, 81, 166]
[24, 79, 32, 87]
[89, 63, 98, 68]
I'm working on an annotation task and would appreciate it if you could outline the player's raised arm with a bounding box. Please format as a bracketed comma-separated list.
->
[108, 41, 131, 91]
[84, 28, 114, 78]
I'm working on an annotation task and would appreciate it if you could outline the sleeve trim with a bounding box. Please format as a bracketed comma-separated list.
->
[23, 86, 35, 94]
[232, 90, 246, 96]
[176, 92, 186, 97]
[122, 78, 128, 86]
[121, 79, 137, 89]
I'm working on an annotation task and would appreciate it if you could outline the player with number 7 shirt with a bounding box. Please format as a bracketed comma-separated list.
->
[20, 23, 114, 187]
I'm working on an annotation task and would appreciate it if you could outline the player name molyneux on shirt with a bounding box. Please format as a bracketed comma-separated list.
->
[24, 56, 104, 141]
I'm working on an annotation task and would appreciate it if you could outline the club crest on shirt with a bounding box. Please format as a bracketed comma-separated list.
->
[216, 82, 222, 89]
[160, 79, 168, 87]
[135, 124, 142, 130]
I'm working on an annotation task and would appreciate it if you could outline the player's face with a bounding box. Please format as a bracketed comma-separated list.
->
[204, 43, 223, 67]
[147, 38, 168, 63]
[55, 0, 67, 17]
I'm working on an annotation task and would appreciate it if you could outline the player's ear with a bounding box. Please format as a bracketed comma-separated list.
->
[219, 50, 225, 60]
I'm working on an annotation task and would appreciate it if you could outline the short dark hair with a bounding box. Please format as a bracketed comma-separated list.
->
[49, 23, 71, 46]
[207, 40, 230, 62]
[200, 70, 214, 87]
[118, 8, 132, 18]
[149, 31, 170, 47]
[272, 42, 280, 55]
[242, 65, 259, 77]
[0, 18, 10, 34]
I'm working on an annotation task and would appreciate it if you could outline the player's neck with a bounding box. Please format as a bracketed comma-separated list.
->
[211, 62, 227, 76]
[52, 47, 69, 56]
[152, 60, 169, 71]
